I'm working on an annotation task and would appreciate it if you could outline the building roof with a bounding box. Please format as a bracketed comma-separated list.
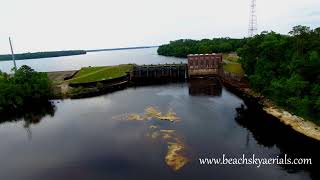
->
[187, 53, 218, 57]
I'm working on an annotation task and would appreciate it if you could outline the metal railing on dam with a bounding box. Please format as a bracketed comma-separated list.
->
[131, 63, 188, 82]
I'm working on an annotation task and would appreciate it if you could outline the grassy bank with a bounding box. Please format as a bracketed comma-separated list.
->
[223, 63, 245, 75]
[69, 64, 134, 85]
[223, 53, 239, 63]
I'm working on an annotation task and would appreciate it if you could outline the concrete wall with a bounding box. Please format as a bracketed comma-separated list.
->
[132, 64, 187, 79]
[188, 69, 219, 76]
[187, 53, 222, 77]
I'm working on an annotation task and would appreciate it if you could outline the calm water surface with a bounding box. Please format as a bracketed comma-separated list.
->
[0, 82, 319, 180]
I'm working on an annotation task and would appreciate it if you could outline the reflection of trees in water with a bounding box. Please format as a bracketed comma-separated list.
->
[0, 101, 56, 140]
[188, 77, 222, 96]
[235, 104, 320, 180]
[0, 101, 56, 127]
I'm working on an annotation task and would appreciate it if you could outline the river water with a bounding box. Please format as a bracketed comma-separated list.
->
[0, 48, 319, 180]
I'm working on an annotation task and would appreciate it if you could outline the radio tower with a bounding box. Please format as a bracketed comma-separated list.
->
[9, 37, 17, 71]
[248, 0, 257, 37]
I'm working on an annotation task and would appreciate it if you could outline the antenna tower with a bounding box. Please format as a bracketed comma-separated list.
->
[9, 37, 17, 71]
[248, 0, 257, 37]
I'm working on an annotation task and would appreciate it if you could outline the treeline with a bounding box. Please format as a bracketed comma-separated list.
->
[238, 26, 320, 122]
[0, 65, 53, 115]
[0, 50, 86, 61]
[157, 38, 246, 58]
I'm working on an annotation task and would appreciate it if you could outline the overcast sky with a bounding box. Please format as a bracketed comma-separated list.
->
[0, 0, 319, 54]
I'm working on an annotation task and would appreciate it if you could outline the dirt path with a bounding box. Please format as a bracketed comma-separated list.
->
[47, 70, 78, 98]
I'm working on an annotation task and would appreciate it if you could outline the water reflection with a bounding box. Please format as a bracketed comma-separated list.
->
[188, 78, 222, 96]
[0, 101, 56, 127]
[235, 104, 320, 180]
[0, 101, 56, 140]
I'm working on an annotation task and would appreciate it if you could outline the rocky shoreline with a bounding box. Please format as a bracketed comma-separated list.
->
[235, 87, 320, 141]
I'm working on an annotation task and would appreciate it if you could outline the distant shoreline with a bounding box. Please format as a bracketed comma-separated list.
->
[0, 50, 86, 61]
[0, 46, 159, 61]
[86, 46, 158, 52]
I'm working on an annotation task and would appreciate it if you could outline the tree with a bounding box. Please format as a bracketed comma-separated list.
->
[239, 26, 320, 122]
[0, 65, 52, 114]
[289, 25, 311, 36]
[157, 38, 246, 58]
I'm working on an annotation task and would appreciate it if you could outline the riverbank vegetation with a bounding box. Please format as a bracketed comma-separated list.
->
[69, 64, 134, 85]
[157, 38, 246, 58]
[66, 86, 100, 98]
[0, 50, 86, 61]
[223, 53, 240, 63]
[223, 63, 244, 75]
[0, 65, 53, 115]
[238, 26, 320, 122]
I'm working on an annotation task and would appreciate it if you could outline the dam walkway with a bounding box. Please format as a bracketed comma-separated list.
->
[131, 63, 188, 81]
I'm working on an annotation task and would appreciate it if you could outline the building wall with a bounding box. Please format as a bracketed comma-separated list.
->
[187, 53, 222, 77]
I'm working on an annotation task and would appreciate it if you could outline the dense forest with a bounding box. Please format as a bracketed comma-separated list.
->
[157, 38, 246, 58]
[0, 65, 53, 116]
[238, 26, 320, 122]
[0, 50, 86, 61]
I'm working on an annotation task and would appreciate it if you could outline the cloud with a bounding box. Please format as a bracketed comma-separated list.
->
[0, 0, 319, 53]
[309, 11, 320, 16]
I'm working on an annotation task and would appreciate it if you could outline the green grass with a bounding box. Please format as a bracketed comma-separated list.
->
[223, 53, 240, 63]
[69, 64, 134, 84]
[223, 63, 245, 75]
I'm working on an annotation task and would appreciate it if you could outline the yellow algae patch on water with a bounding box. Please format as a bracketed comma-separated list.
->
[111, 114, 130, 121]
[149, 125, 158, 129]
[144, 107, 180, 122]
[112, 113, 147, 121]
[145, 106, 162, 119]
[144, 106, 180, 122]
[114, 106, 180, 122]
[147, 129, 176, 140]
[165, 141, 189, 171]
[127, 114, 146, 121]
[151, 131, 161, 139]
[146, 131, 162, 139]
[160, 130, 176, 140]
[160, 130, 175, 133]
[158, 110, 180, 122]
[113, 106, 189, 172]
[162, 133, 173, 140]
